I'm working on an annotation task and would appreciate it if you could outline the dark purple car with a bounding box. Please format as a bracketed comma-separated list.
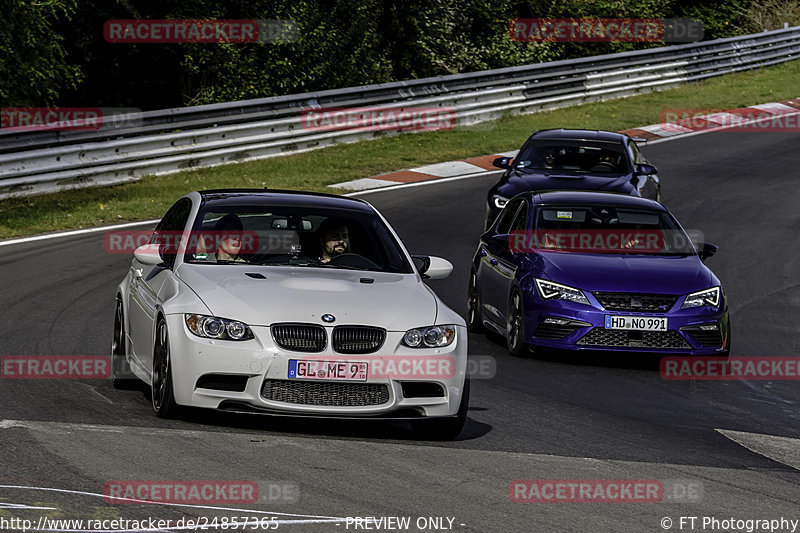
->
[486, 129, 660, 230]
[469, 191, 730, 357]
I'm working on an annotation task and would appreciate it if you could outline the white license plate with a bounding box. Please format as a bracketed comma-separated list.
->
[604, 315, 667, 331]
[288, 360, 368, 381]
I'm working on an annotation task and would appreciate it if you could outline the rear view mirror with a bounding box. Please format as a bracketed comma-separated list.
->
[635, 163, 657, 175]
[134, 243, 165, 266]
[493, 156, 512, 169]
[412, 255, 453, 280]
[697, 242, 718, 261]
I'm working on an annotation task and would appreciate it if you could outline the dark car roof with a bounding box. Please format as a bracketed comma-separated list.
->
[527, 190, 667, 211]
[198, 189, 374, 213]
[530, 129, 628, 143]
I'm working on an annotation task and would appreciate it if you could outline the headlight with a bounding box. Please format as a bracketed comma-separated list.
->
[185, 314, 254, 341]
[534, 278, 590, 306]
[681, 287, 721, 309]
[493, 195, 509, 209]
[402, 325, 456, 348]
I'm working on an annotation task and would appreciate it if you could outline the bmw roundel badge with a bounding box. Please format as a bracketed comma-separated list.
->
[321, 314, 336, 323]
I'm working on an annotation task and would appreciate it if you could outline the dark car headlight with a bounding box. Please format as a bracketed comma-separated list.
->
[535, 278, 590, 306]
[185, 314, 254, 341]
[681, 287, 721, 309]
[402, 325, 456, 348]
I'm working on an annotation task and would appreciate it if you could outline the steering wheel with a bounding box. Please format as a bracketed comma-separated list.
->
[590, 162, 617, 172]
[328, 253, 382, 270]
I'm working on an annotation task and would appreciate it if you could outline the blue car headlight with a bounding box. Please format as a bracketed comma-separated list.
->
[681, 287, 721, 309]
[185, 314, 254, 341]
[535, 279, 590, 306]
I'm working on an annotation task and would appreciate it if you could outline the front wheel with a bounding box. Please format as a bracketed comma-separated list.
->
[152, 317, 180, 418]
[111, 299, 137, 389]
[507, 289, 530, 357]
[466, 270, 483, 332]
[413, 379, 470, 440]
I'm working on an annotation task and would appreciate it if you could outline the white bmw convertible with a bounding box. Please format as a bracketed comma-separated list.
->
[112, 189, 469, 439]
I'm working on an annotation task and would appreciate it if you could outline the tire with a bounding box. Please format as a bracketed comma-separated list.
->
[413, 379, 470, 441]
[507, 289, 530, 357]
[466, 270, 483, 332]
[152, 317, 180, 418]
[111, 299, 137, 389]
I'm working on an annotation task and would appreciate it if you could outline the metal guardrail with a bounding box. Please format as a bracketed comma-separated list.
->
[1, 26, 799, 198]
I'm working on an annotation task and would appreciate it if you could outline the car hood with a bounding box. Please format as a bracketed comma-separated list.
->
[498, 169, 635, 197]
[527, 252, 717, 294]
[176, 264, 438, 330]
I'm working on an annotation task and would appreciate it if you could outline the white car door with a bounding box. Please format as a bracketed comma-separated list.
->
[128, 198, 193, 373]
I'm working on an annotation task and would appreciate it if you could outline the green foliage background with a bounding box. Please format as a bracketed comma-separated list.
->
[0, 0, 797, 109]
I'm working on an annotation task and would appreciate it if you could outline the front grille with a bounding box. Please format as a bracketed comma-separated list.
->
[271, 323, 326, 352]
[681, 325, 724, 346]
[533, 323, 582, 340]
[577, 328, 690, 349]
[333, 326, 386, 354]
[593, 292, 677, 313]
[261, 379, 390, 406]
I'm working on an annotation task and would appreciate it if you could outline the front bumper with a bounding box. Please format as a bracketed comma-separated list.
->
[164, 315, 468, 416]
[522, 289, 729, 355]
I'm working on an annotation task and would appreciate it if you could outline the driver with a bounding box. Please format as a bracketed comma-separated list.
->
[318, 218, 350, 263]
[213, 213, 247, 262]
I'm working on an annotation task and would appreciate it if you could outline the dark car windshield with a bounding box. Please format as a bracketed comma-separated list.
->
[513, 204, 696, 255]
[182, 204, 414, 273]
[515, 140, 629, 174]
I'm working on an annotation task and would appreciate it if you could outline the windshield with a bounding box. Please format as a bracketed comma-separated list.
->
[515, 140, 629, 174]
[183, 205, 414, 273]
[510, 205, 697, 255]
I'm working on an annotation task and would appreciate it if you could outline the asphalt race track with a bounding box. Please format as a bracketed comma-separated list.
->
[1, 130, 799, 532]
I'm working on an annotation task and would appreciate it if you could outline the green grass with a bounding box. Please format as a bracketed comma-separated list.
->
[2, 58, 799, 239]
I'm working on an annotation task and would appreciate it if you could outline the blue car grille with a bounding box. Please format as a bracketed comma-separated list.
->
[261, 379, 390, 406]
[577, 328, 690, 349]
[593, 292, 677, 313]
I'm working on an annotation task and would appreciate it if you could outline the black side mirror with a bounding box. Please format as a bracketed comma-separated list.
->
[697, 243, 718, 261]
[493, 156, 512, 169]
[635, 163, 657, 175]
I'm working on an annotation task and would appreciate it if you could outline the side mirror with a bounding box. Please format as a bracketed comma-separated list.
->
[697, 242, 718, 261]
[492, 156, 512, 169]
[635, 163, 657, 175]
[134, 243, 166, 266]
[412, 255, 453, 280]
